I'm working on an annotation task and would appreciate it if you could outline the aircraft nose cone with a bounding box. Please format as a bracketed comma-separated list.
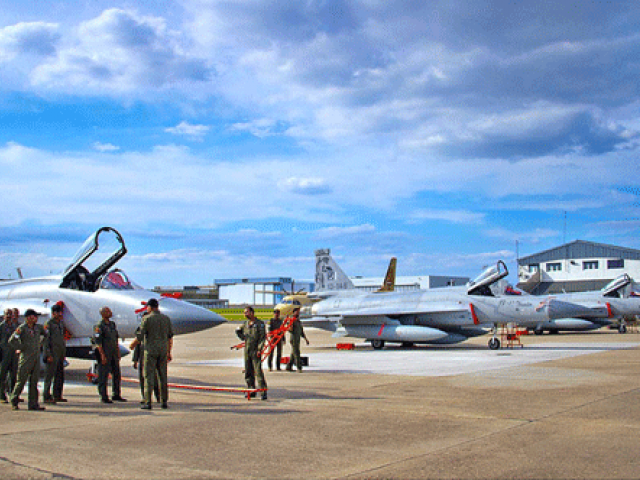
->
[159, 298, 226, 334]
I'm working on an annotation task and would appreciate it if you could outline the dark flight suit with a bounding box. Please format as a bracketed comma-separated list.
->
[137, 311, 173, 406]
[0, 318, 18, 401]
[9, 322, 47, 408]
[287, 317, 306, 371]
[238, 318, 267, 391]
[43, 318, 66, 401]
[94, 319, 122, 401]
[132, 326, 160, 402]
[267, 315, 284, 371]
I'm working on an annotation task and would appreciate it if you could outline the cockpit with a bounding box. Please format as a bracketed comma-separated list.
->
[466, 260, 509, 296]
[60, 227, 136, 292]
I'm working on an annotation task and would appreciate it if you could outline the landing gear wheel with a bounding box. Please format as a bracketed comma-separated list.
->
[488, 337, 500, 350]
[619, 324, 627, 334]
[534, 328, 544, 335]
[371, 339, 385, 350]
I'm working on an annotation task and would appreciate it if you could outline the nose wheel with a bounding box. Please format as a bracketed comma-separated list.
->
[488, 337, 501, 350]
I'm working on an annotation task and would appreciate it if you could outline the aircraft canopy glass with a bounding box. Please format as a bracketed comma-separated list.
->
[61, 227, 128, 292]
[98, 269, 142, 291]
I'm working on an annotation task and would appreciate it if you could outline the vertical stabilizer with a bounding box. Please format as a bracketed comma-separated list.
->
[376, 257, 396, 292]
[314, 249, 355, 292]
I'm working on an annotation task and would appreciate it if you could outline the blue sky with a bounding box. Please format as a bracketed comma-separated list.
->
[1, 1, 640, 287]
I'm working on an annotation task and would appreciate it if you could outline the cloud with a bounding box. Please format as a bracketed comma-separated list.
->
[93, 142, 120, 152]
[30, 9, 212, 94]
[0, 22, 59, 61]
[278, 177, 332, 195]
[408, 209, 485, 225]
[165, 121, 211, 140]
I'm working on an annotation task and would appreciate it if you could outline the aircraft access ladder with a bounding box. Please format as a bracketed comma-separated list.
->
[231, 315, 296, 362]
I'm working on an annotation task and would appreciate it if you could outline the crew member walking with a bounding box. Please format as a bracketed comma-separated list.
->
[137, 298, 173, 410]
[94, 306, 127, 404]
[236, 306, 268, 400]
[267, 308, 285, 371]
[9, 309, 47, 410]
[43, 303, 67, 403]
[286, 307, 309, 372]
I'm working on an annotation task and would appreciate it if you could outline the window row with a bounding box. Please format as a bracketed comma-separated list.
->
[527, 259, 626, 273]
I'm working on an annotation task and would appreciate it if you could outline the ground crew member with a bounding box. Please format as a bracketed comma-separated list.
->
[0, 309, 19, 403]
[267, 308, 285, 371]
[137, 298, 173, 410]
[9, 309, 47, 410]
[43, 304, 67, 403]
[236, 306, 267, 400]
[286, 307, 309, 372]
[94, 306, 127, 404]
[130, 325, 160, 404]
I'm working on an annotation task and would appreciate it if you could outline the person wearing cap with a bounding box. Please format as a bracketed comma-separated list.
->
[238, 306, 267, 400]
[286, 307, 310, 373]
[267, 308, 285, 371]
[9, 309, 47, 410]
[136, 298, 173, 410]
[0, 309, 19, 402]
[129, 325, 161, 404]
[94, 306, 127, 404]
[43, 303, 68, 404]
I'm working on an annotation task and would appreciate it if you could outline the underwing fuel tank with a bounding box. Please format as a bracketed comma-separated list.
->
[344, 325, 448, 343]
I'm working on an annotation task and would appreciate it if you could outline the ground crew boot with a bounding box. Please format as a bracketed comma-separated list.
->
[261, 392, 267, 401]
[141, 403, 152, 410]
[112, 396, 127, 402]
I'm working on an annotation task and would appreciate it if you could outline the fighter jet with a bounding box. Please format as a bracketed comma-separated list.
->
[301, 250, 591, 349]
[0, 227, 226, 359]
[502, 274, 640, 334]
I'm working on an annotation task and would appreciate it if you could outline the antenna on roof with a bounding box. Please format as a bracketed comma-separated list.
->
[563, 211, 567, 244]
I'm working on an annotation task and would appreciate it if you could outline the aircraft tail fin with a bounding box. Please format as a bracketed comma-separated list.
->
[376, 257, 396, 292]
[314, 249, 355, 292]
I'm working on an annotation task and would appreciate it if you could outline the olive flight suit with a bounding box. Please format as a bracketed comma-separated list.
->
[9, 322, 47, 409]
[137, 311, 173, 407]
[237, 318, 267, 391]
[287, 317, 306, 371]
[132, 325, 160, 403]
[94, 319, 122, 401]
[43, 317, 66, 401]
[267, 315, 284, 371]
[0, 318, 18, 401]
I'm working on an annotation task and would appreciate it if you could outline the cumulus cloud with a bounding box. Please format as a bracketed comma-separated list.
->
[0, 22, 59, 61]
[278, 177, 332, 195]
[93, 141, 120, 152]
[30, 9, 212, 94]
[165, 121, 210, 140]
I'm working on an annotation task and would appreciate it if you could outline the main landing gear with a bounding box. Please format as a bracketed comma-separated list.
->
[488, 325, 500, 350]
[371, 339, 385, 350]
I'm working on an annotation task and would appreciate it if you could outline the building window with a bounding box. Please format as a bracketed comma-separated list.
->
[528, 264, 539, 273]
[583, 261, 599, 270]
[607, 259, 625, 269]
[546, 262, 562, 272]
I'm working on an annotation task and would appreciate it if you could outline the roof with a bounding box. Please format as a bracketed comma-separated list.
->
[518, 240, 640, 265]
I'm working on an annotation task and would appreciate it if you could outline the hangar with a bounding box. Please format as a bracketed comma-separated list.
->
[517, 240, 640, 294]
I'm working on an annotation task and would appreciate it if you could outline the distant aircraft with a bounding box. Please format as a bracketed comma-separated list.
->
[301, 252, 589, 349]
[503, 274, 640, 334]
[274, 252, 397, 316]
[0, 227, 226, 359]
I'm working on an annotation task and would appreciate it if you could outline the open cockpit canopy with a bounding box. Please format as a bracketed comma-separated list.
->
[601, 273, 632, 297]
[466, 260, 509, 296]
[60, 227, 128, 292]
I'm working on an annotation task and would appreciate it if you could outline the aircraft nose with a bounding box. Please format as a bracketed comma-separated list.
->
[159, 298, 226, 334]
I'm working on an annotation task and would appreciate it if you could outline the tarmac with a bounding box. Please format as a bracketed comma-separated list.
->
[1, 323, 640, 479]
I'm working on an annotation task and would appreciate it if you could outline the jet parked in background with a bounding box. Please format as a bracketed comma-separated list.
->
[502, 274, 640, 334]
[0, 227, 226, 359]
[301, 251, 589, 349]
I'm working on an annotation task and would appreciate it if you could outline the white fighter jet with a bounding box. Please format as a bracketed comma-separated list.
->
[0, 227, 226, 359]
[301, 250, 592, 349]
[502, 274, 640, 334]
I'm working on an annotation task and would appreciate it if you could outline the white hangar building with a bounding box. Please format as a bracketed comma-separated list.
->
[517, 240, 640, 295]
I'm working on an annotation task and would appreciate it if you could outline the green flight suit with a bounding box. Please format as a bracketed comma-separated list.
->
[0, 318, 19, 401]
[43, 318, 66, 400]
[132, 325, 160, 402]
[94, 319, 122, 401]
[137, 311, 173, 406]
[238, 318, 267, 390]
[287, 318, 306, 371]
[267, 316, 284, 370]
[9, 322, 46, 408]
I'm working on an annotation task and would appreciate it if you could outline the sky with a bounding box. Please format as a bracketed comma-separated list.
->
[1, 1, 640, 288]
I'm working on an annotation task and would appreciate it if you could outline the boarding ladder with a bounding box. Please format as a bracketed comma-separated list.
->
[231, 315, 296, 361]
